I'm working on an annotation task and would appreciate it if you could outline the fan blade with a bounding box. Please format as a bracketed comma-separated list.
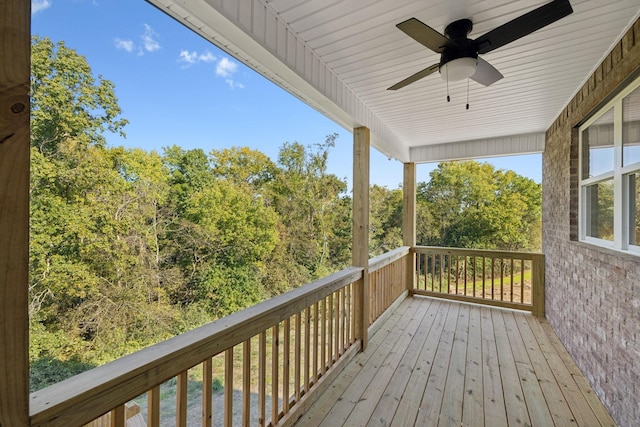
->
[470, 57, 503, 86]
[387, 64, 440, 90]
[474, 0, 573, 55]
[397, 18, 448, 53]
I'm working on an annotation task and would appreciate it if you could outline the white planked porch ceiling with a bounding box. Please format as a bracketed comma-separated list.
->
[146, 0, 640, 163]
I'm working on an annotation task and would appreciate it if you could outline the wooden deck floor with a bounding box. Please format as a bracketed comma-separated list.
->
[295, 296, 615, 427]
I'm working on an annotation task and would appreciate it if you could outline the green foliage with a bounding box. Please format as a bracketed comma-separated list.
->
[417, 160, 542, 251]
[369, 185, 403, 255]
[268, 135, 351, 278]
[210, 146, 277, 188]
[30, 356, 96, 392]
[30, 36, 128, 155]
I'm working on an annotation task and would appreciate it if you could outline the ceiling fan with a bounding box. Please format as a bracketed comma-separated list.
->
[387, 0, 573, 91]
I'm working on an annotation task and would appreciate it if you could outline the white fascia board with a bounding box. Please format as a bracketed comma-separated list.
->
[409, 132, 545, 163]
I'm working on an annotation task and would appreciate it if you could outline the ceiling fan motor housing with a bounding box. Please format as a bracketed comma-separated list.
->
[440, 19, 478, 66]
[439, 19, 478, 80]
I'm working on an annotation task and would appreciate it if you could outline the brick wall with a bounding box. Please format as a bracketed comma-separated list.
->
[543, 18, 640, 427]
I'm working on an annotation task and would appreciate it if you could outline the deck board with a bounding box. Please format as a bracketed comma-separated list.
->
[295, 296, 616, 427]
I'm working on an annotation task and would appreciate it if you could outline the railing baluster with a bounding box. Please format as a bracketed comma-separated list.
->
[271, 324, 280, 426]
[304, 307, 311, 393]
[420, 253, 425, 290]
[203, 358, 212, 427]
[224, 349, 233, 427]
[340, 288, 346, 354]
[320, 298, 326, 376]
[491, 258, 495, 300]
[177, 371, 188, 427]
[295, 312, 302, 402]
[328, 293, 334, 367]
[335, 289, 341, 357]
[242, 340, 251, 426]
[313, 302, 319, 385]
[520, 259, 525, 304]
[148, 385, 160, 427]
[258, 331, 266, 427]
[283, 318, 290, 414]
[111, 405, 125, 427]
[510, 258, 515, 302]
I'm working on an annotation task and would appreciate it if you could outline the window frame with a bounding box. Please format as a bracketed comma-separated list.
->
[578, 75, 640, 254]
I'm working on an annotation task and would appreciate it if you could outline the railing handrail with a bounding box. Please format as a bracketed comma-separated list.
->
[30, 266, 364, 426]
[369, 246, 410, 272]
[414, 245, 543, 260]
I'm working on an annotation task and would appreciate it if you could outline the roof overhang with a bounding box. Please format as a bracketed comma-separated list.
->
[146, 0, 640, 164]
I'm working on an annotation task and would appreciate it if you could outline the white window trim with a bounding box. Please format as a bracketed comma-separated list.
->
[578, 74, 640, 254]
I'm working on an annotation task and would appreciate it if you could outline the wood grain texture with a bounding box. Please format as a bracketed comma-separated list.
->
[0, 0, 30, 426]
[403, 163, 417, 293]
[352, 126, 370, 350]
[298, 297, 614, 427]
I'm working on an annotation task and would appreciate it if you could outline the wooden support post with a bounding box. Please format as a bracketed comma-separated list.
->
[353, 127, 370, 351]
[531, 254, 546, 317]
[403, 163, 417, 293]
[0, 1, 31, 426]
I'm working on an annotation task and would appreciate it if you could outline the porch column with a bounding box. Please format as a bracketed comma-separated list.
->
[403, 163, 416, 293]
[353, 126, 370, 351]
[0, 0, 31, 426]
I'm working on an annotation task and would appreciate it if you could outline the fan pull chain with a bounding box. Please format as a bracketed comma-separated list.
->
[446, 66, 450, 102]
[466, 78, 470, 110]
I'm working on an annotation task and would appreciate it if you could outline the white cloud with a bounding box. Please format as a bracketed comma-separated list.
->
[225, 79, 245, 90]
[199, 51, 216, 63]
[114, 38, 134, 53]
[115, 24, 160, 56]
[216, 57, 244, 89]
[178, 52, 244, 89]
[216, 57, 237, 78]
[32, 0, 52, 14]
[178, 50, 216, 66]
[141, 24, 160, 52]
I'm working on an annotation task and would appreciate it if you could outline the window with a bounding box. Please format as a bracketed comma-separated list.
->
[579, 75, 640, 252]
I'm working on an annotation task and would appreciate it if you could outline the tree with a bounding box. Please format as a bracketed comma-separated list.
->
[418, 160, 541, 251]
[30, 36, 128, 156]
[209, 146, 277, 189]
[268, 135, 351, 279]
[369, 185, 403, 256]
[163, 146, 213, 214]
[29, 37, 194, 377]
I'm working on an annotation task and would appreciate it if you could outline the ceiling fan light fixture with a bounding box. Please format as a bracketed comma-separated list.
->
[440, 57, 477, 81]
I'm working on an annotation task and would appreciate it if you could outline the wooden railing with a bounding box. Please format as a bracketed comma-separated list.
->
[368, 246, 410, 325]
[30, 267, 363, 427]
[29, 249, 413, 427]
[413, 246, 545, 316]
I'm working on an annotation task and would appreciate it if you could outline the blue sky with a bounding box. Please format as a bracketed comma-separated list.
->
[30, 0, 541, 188]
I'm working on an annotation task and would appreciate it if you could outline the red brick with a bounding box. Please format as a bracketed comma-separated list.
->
[543, 20, 640, 427]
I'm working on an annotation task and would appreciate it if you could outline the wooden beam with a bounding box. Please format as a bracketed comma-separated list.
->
[531, 254, 545, 318]
[352, 127, 370, 351]
[0, 0, 31, 426]
[403, 163, 416, 292]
